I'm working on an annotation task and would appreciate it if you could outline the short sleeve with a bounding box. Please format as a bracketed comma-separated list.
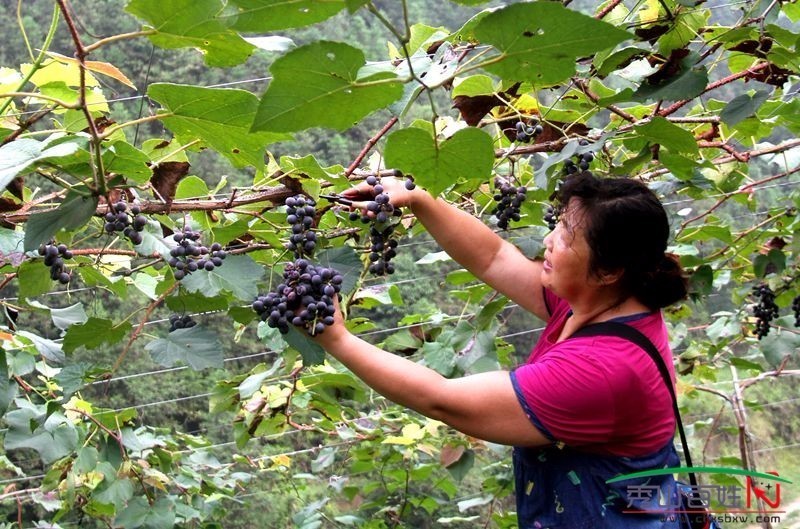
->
[511, 340, 623, 446]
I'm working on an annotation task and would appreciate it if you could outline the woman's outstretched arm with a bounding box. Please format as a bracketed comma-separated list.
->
[313, 305, 550, 447]
[343, 178, 549, 321]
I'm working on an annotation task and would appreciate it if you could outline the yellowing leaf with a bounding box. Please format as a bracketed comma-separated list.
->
[383, 423, 426, 445]
[513, 94, 540, 115]
[424, 419, 444, 437]
[270, 454, 292, 468]
[46, 51, 136, 89]
[64, 396, 93, 422]
[142, 467, 171, 490]
[0, 67, 22, 93]
[639, 0, 662, 24]
[98, 253, 132, 272]
[22, 60, 100, 88]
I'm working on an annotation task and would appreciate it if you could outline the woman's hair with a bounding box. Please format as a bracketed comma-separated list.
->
[555, 171, 687, 310]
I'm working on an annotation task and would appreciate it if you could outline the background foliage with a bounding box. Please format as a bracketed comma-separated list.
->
[0, 0, 799, 528]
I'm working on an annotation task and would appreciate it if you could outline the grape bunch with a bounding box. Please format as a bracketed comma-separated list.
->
[103, 201, 147, 245]
[752, 283, 779, 339]
[368, 225, 400, 276]
[168, 313, 196, 332]
[543, 205, 558, 231]
[37, 242, 73, 284]
[285, 195, 318, 258]
[346, 176, 404, 276]
[792, 295, 800, 327]
[564, 140, 595, 175]
[491, 178, 527, 230]
[514, 119, 543, 143]
[252, 259, 343, 336]
[167, 227, 226, 280]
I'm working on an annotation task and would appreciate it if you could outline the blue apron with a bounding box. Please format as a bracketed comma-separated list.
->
[513, 441, 682, 528]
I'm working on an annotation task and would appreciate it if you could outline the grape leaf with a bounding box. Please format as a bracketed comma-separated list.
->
[133, 220, 171, 258]
[0, 228, 25, 267]
[16, 331, 65, 364]
[315, 246, 361, 296]
[23, 190, 99, 252]
[383, 127, 494, 196]
[631, 117, 699, 155]
[53, 362, 94, 398]
[165, 293, 230, 313]
[423, 340, 456, 376]
[252, 41, 404, 133]
[473, 2, 631, 86]
[283, 326, 326, 366]
[93, 471, 134, 510]
[16, 261, 52, 299]
[115, 496, 176, 529]
[224, 0, 348, 31]
[126, 0, 254, 67]
[4, 401, 79, 464]
[180, 254, 264, 301]
[103, 141, 152, 185]
[50, 303, 89, 331]
[759, 316, 800, 367]
[145, 326, 223, 370]
[633, 53, 709, 102]
[62, 318, 132, 354]
[79, 267, 128, 299]
[721, 89, 772, 127]
[148, 83, 289, 170]
[0, 137, 81, 193]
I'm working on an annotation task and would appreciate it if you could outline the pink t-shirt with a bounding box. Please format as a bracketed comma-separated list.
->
[511, 289, 676, 457]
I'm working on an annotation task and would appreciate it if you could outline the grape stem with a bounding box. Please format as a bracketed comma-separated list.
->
[319, 194, 354, 206]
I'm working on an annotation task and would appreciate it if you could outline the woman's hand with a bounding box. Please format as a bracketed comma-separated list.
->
[308, 294, 350, 351]
[341, 176, 425, 211]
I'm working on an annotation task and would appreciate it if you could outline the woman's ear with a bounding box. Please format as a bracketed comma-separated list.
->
[596, 268, 623, 286]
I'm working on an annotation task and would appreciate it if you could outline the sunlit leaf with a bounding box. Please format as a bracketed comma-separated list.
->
[252, 41, 404, 132]
[50, 303, 89, 331]
[0, 138, 81, 193]
[473, 2, 631, 86]
[126, 0, 254, 67]
[148, 83, 289, 170]
[225, 0, 347, 31]
[383, 127, 494, 196]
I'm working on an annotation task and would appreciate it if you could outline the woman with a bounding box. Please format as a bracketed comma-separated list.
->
[313, 172, 688, 528]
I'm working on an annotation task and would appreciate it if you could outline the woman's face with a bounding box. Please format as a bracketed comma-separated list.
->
[541, 199, 597, 300]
